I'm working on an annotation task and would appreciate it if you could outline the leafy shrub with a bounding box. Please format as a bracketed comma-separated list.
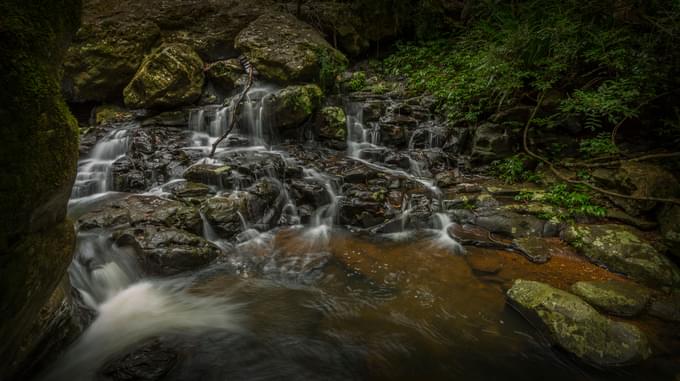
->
[579, 133, 619, 157]
[490, 155, 540, 184]
[348, 71, 367, 92]
[543, 183, 606, 217]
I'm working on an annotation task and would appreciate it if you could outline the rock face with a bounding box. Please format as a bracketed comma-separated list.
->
[0, 0, 82, 377]
[570, 280, 651, 317]
[471, 123, 517, 165]
[123, 43, 205, 109]
[205, 59, 244, 93]
[235, 12, 348, 84]
[591, 162, 680, 216]
[271, 85, 323, 130]
[563, 224, 680, 287]
[507, 280, 651, 367]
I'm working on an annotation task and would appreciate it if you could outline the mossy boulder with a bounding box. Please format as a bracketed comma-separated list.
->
[234, 12, 348, 85]
[0, 1, 82, 375]
[317, 106, 347, 141]
[205, 59, 244, 93]
[63, 20, 161, 102]
[658, 205, 680, 259]
[271, 85, 323, 130]
[563, 224, 680, 287]
[123, 43, 205, 109]
[507, 280, 651, 367]
[570, 280, 651, 317]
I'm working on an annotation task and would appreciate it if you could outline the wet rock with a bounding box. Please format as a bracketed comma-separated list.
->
[648, 291, 680, 322]
[114, 226, 220, 276]
[78, 195, 203, 234]
[63, 20, 161, 102]
[563, 224, 680, 287]
[342, 167, 378, 184]
[474, 211, 547, 238]
[200, 186, 275, 239]
[317, 106, 347, 141]
[234, 11, 348, 84]
[165, 181, 212, 199]
[507, 279, 651, 366]
[205, 59, 243, 93]
[570, 280, 651, 317]
[100, 339, 178, 381]
[271, 85, 323, 130]
[658, 205, 680, 259]
[512, 237, 552, 264]
[124, 43, 205, 109]
[434, 170, 458, 188]
[591, 163, 680, 216]
[470, 123, 518, 165]
[183, 164, 233, 188]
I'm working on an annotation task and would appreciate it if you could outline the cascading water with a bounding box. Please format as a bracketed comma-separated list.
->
[70, 125, 133, 201]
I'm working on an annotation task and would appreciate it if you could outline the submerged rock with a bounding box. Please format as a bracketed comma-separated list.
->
[507, 279, 651, 367]
[114, 226, 220, 276]
[234, 12, 348, 84]
[124, 43, 205, 109]
[563, 224, 680, 287]
[570, 280, 651, 317]
[648, 291, 680, 322]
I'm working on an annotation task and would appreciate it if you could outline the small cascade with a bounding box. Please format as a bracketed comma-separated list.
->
[432, 213, 463, 253]
[70, 126, 134, 200]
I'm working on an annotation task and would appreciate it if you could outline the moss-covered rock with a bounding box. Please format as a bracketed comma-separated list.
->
[316, 106, 347, 140]
[271, 84, 323, 130]
[658, 205, 680, 259]
[563, 224, 680, 287]
[0, 1, 82, 375]
[507, 279, 651, 366]
[234, 12, 348, 86]
[570, 280, 651, 317]
[123, 43, 205, 109]
[62, 20, 160, 102]
[205, 59, 244, 93]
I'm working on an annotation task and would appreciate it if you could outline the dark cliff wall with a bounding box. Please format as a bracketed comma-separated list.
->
[0, 0, 82, 377]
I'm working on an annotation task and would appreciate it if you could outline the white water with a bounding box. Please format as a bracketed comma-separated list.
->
[42, 282, 243, 381]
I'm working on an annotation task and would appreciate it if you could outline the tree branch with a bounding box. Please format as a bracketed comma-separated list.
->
[209, 66, 254, 158]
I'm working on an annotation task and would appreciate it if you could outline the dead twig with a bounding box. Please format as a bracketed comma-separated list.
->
[209, 66, 254, 158]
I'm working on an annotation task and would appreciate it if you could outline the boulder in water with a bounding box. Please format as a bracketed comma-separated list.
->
[234, 12, 348, 84]
[124, 43, 205, 109]
[563, 224, 680, 287]
[507, 279, 651, 367]
[114, 226, 221, 276]
[570, 280, 651, 317]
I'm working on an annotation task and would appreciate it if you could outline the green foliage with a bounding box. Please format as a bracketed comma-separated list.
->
[348, 71, 367, 92]
[543, 183, 606, 218]
[490, 155, 540, 184]
[579, 133, 619, 157]
[382, 0, 680, 139]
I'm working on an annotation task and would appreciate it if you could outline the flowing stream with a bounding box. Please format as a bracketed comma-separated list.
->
[42, 84, 678, 381]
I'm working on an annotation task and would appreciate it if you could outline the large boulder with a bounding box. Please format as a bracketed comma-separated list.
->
[563, 224, 680, 287]
[205, 59, 244, 93]
[507, 280, 651, 367]
[0, 1, 82, 377]
[570, 280, 651, 317]
[114, 226, 220, 276]
[62, 20, 161, 102]
[470, 123, 518, 165]
[124, 43, 205, 109]
[591, 162, 680, 216]
[234, 12, 348, 85]
[271, 85, 323, 130]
